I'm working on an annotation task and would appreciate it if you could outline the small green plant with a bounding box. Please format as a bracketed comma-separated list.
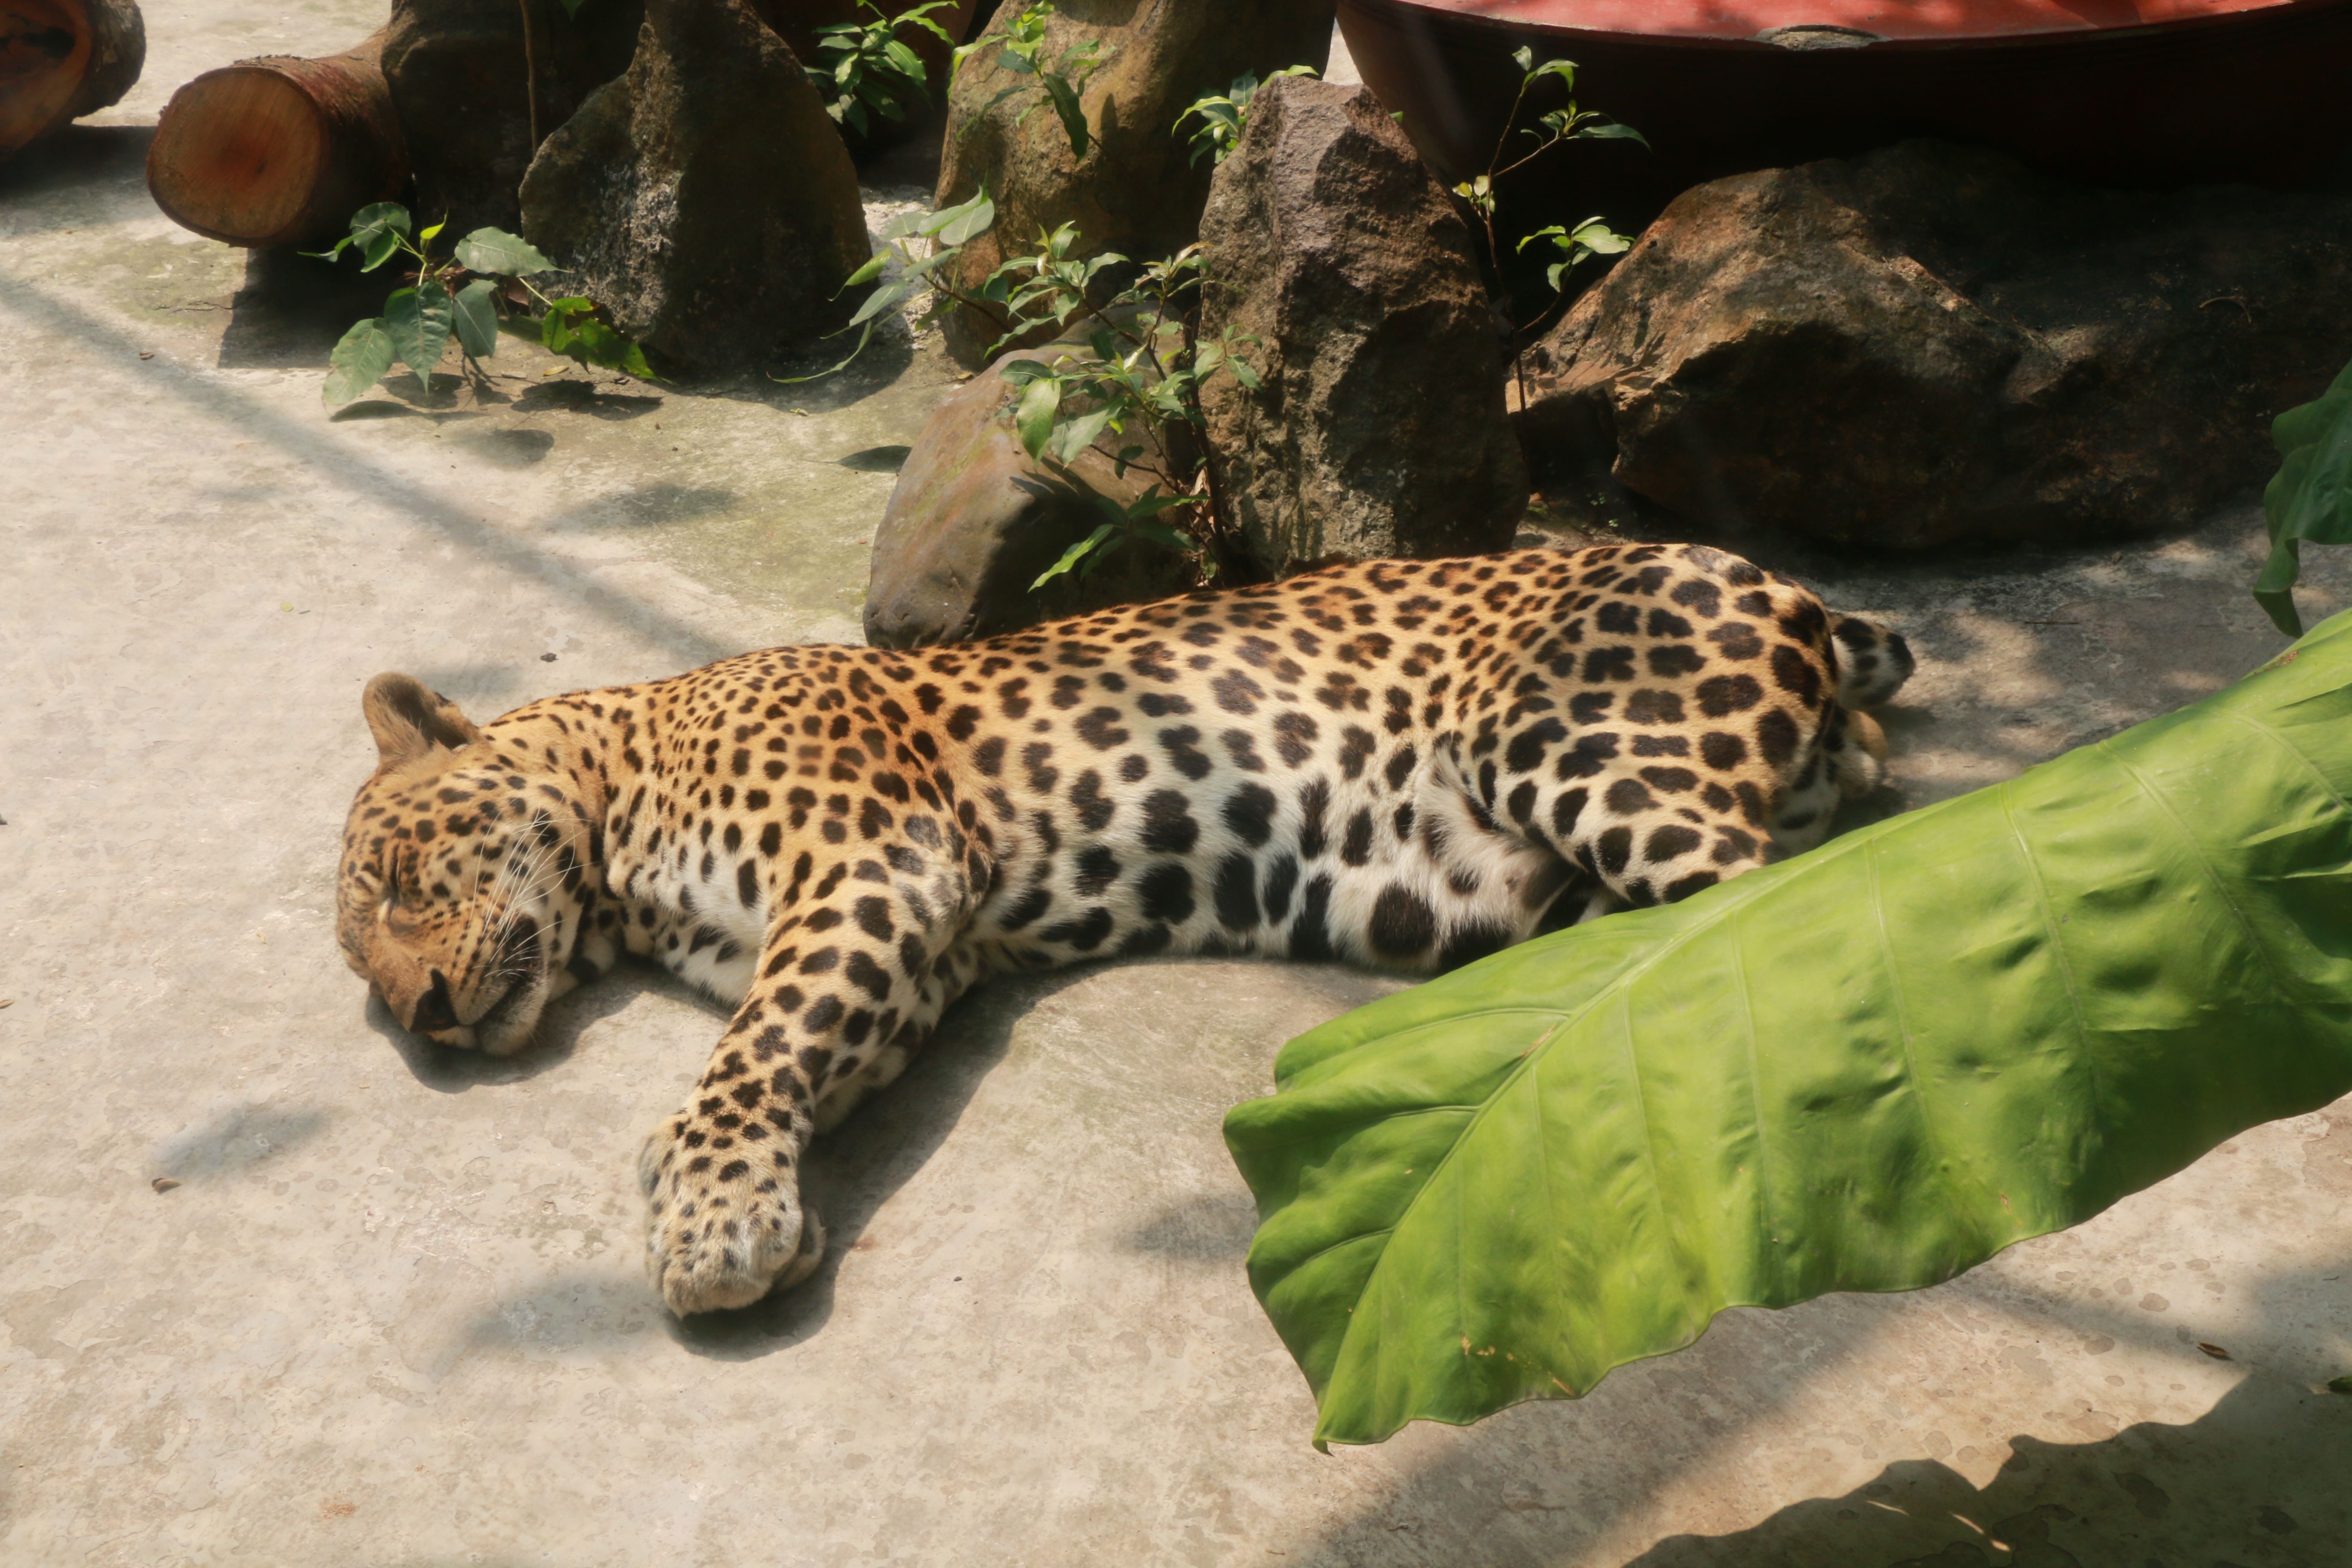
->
[785, 182, 1002, 383]
[983, 233, 1263, 587]
[811, 190, 1260, 586]
[308, 203, 653, 408]
[1174, 65, 1320, 168]
[953, 0, 1106, 159]
[1448, 49, 1646, 399]
[805, 0, 960, 138]
[2253, 355, 2352, 635]
[1515, 217, 1631, 295]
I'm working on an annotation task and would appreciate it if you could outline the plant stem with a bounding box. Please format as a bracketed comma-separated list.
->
[517, 0, 542, 150]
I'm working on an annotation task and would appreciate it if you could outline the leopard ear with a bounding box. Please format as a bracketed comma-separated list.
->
[363, 673, 484, 767]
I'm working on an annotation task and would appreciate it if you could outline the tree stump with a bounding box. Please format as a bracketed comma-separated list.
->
[0, 0, 143, 160]
[147, 32, 407, 248]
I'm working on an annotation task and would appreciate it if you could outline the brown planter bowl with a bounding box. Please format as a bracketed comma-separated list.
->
[1340, 0, 2352, 238]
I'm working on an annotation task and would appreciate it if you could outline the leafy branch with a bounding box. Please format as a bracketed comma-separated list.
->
[2254, 355, 2352, 635]
[308, 202, 653, 408]
[988, 239, 1262, 587]
[1448, 48, 1647, 402]
[778, 182, 1002, 385]
[953, 0, 1106, 159]
[1174, 64, 1320, 168]
[806, 0, 960, 138]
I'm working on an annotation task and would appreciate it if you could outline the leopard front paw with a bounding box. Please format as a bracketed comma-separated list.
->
[636, 1117, 824, 1314]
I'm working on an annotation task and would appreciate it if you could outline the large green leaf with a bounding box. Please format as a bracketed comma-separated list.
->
[2255, 356, 2352, 635]
[453, 227, 556, 277]
[323, 318, 395, 407]
[1226, 610, 2352, 1449]
[451, 279, 501, 359]
[383, 282, 453, 379]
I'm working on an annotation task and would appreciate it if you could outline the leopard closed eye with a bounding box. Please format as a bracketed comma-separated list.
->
[335, 543, 1914, 1315]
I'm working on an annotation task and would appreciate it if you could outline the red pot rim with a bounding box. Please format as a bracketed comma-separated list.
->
[1374, 0, 2322, 43]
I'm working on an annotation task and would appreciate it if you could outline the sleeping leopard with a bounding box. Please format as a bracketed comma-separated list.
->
[337, 542, 1913, 1316]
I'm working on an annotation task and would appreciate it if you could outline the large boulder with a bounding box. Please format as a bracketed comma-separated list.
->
[1196, 75, 1527, 577]
[1517, 139, 2352, 549]
[866, 348, 1198, 648]
[932, 0, 1334, 364]
[517, 0, 870, 374]
[383, 0, 641, 237]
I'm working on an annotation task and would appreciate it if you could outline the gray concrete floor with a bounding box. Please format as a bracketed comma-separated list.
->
[4, 6, 2351, 1565]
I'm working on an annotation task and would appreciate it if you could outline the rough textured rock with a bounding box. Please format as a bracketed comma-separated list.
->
[382, 0, 640, 236]
[517, 0, 870, 375]
[1195, 76, 1526, 578]
[866, 349, 1197, 647]
[1518, 139, 2352, 550]
[933, 0, 1334, 364]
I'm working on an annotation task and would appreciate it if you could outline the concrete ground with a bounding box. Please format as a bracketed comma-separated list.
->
[5, 6, 2351, 1566]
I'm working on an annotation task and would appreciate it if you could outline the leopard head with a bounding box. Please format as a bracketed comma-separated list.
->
[337, 674, 591, 1054]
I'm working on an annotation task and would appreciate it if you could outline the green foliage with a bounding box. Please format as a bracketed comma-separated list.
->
[1025, 488, 1197, 591]
[306, 204, 652, 406]
[1174, 65, 1320, 168]
[808, 188, 1260, 584]
[776, 184, 997, 385]
[324, 319, 396, 407]
[2254, 356, 2352, 635]
[806, 0, 959, 137]
[1227, 609, 2352, 1449]
[523, 297, 659, 381]
[977, 234, 1260, 587]
[1516, 217, 1631, 293]
[955, 0, 1106, 159]
[1446, 49, 1645, 399]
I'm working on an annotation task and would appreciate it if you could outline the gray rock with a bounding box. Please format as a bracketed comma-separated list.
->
[1516, 138, 2352, 549]
[516, 0, 870, 374]
[932, 0, 1335, 365]
[1196, 76, 1527, 578]
[866, 350, 1199, 648]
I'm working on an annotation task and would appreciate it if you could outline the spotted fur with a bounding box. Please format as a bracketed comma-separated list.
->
[336, 543, 1914, 1314]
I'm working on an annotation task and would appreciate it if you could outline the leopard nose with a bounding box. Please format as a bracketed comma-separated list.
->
[409, 970, 458, 1034]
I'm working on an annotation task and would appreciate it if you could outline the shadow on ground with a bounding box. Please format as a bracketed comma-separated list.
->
[429, 962, 1100, 1362]
[216, 248, 393, 371]
[368, 967, 709, 1095]
[1624, 1360, 2349, 1568]
[1283, 1249, 2352, 1568]
[661, 966, 1100, 1360]
[0, 125, 153, 228]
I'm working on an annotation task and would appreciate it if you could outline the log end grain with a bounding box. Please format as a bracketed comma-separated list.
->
[0, 0, 142, 158]
[150, 67, 328, 244]
[147, 40, 404, 248]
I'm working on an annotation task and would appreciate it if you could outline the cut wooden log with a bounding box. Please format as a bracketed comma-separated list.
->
[147, 33, 408, 249]
[0, 0, 144, 160]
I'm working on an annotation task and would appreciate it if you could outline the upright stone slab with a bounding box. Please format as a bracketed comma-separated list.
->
[383, 0, 639, 236]
[866, 348, 1197, 648]
[933, 0, 1334, 364]
[518, 0, 870, 374]
[1516, 138, 2352, 549]
[1196, 76, 1526, 577]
